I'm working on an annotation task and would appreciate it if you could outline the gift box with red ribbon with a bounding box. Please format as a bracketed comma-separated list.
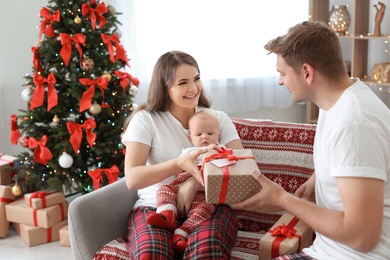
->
[0, 185, 15, 237]
[5, 199, 68, 228]
[59, 224, 71, 247]
[0, 154, 19, 185]
[202, 148, 261, 204]
[259, 213, 313, 260]
[13, 220, 68, 247]
[24, 190, 65, 209]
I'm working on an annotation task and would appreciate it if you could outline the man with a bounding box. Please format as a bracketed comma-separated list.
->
[234, 21, 390, 259]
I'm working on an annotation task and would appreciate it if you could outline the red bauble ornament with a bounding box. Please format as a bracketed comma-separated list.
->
[20, 136, 29, 147]
[81, 58, 95, 71]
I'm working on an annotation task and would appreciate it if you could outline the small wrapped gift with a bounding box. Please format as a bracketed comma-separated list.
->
[13, 220, 68, 247]
[24, 190, 65, 209]
[59, 224, 71, 247]
[0, 185, 15, 237]
[0, 154, 19, 185]
[5, 199, 68, 228]
[259, 213, 313, 260]
[202, 148, 261, 204]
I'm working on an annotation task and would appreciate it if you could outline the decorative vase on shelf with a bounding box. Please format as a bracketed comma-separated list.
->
[329, 5, 351, 35]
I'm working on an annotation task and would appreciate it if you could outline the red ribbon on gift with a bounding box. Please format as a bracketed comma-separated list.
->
[10, 114, 20, 145]
[28, 135, 53, 165]
[33, 202, 65, 227]
[82, 2, 107, 30]
[59, 33, 86, 67]
[79, 77, 109, 112]
[88, 165, 120, 190]
[31, 46, 43, 72]
[0, 197, 14, 203]
[67, 118, 96, 154]
[30, 72, 58, 112]
[29, 190, 58, 208]
[269, 216, 302, 258]
[113, 70, 140, 92]
[39, 7, 60, 41]
[202, 147, 255, 204]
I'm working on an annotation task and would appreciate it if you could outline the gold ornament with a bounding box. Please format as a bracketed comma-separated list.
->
[53, 115, 60, 124]
[81, 57, 95, 71]
[102, 71, 112, 81]
[74, 15, 82, 25]
[107, 5, 117, 16]
[11, 184, 22, 196]
[89, 102, 102, 115]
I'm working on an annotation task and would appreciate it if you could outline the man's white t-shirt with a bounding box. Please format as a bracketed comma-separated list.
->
[121, 107, 239, 208]
[303, 79, 390, 259]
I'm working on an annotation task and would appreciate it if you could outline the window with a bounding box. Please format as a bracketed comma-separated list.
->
[113, 0, 309, 120]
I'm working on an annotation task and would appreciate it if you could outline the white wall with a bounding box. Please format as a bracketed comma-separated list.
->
[0, 0, 47, 156]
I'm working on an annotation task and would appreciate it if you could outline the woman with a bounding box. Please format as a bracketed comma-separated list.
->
[122, 50, 243, 259]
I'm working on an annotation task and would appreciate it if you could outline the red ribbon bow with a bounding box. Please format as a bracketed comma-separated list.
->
[271, 224, 297, 239]
[114, 43, 130, 66]
[39, 7, 60, 41]
[82, 3, 107, 30]
[59, 33, 86, 67]
[28, 135, 53, 165]
[30, 72, 58, 112]
[29, 190, 58, 208]
[31, 46, 43, 72]
[113, 70, 140, 93]
[101, 33, 120, 63]
[87, 165, 120, 190]
[66, 118, 96, 154]
[79, 77, 109, 112]
[10, 114, 20, 145]
[269, 217, 302, 258]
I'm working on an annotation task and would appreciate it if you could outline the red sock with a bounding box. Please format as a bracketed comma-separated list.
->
[146, 210, 177, 230]
[173, 232, 188, 255]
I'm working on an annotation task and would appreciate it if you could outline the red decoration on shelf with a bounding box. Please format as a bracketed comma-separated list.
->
[30, 72, 58, 112]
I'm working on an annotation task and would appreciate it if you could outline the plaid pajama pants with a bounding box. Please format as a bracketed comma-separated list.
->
[126, 204, 238, 260]
[273, 252, 317, 259]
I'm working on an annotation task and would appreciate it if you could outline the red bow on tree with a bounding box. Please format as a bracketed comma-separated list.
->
[113, 70, 140, 93]
[10, 114, 20, 145]
[79, 77, 109, 112]
[101, 33, 120, 63]
[114, 44, 130, 66]
[28, 135, 53, 165]
[59, 33, 86, 67]
[88, 165, 120, 190]
[39, 7, 60, 41]
[66, 118, 96, 154]
[30, 72, 58, 112]
[82, 3, 108, 30]
[31, 46, 43, 72]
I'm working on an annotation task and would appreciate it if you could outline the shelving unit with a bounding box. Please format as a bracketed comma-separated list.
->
[306, 0, 390, 123]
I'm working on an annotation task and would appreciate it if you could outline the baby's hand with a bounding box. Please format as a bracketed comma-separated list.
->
[206, 143, 219, 150]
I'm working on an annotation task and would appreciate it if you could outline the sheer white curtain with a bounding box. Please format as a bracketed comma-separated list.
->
[110, 0, 309, 114]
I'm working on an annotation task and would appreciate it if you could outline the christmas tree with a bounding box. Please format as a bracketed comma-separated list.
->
[9, 0, 139, 195]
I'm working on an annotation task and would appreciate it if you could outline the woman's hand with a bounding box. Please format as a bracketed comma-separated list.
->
[176, 177, 203, 216]
[177, 149, 207, 185]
